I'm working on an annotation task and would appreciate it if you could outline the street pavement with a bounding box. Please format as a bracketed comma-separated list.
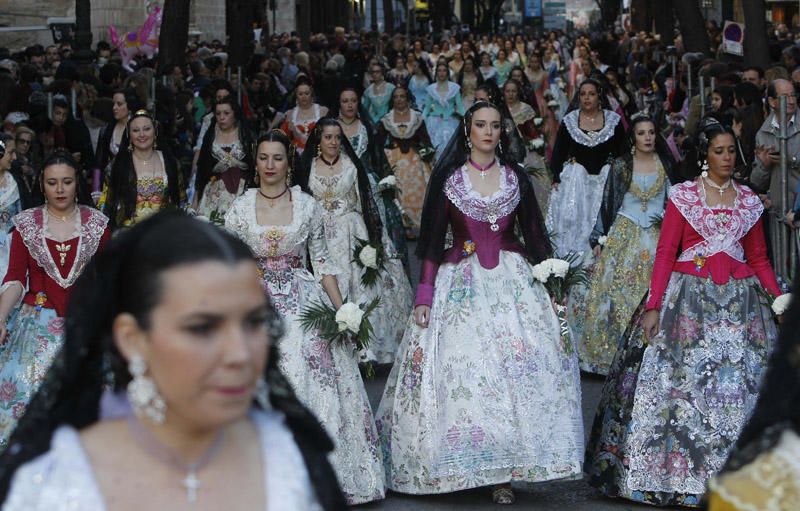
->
[357, 242, 678, 510]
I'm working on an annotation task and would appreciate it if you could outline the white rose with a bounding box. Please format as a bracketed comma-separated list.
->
[551, 259, 570, 278]
[531, 262, 550, 283]
[533, 117, 543, 127]
[379, 175, 396, 187]
[359, 245, 379, 269]
[598, 235, 608, 246]
[335, 302, 364, 333]
[772, 293, 792, 315]
[547, 100, 559, 109]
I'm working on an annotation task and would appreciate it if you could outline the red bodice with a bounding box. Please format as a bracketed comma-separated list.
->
[646, 181, 781, 311]
[3, 207, 110, 316]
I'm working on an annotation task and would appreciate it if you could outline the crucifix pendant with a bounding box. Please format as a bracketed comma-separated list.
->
[182, 470, 201, 503]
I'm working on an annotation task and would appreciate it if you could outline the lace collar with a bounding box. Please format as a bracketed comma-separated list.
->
[509, 102, 537, 125]
[562, 109, 621, 147]
[13, 206, 108, 289]
[291, 104, 321, 126]
[671, 179, 763, 262]
[426, 82, 460, 106]
[380, 109, 424, 139]
[444, 165, 520, 224]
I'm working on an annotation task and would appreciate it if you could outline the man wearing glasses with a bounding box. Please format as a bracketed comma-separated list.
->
[10, 127, 43, 209]
[751, 78, 800, 264]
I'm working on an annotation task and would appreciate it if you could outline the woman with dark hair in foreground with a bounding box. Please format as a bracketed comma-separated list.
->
[0, 210, 346, 510]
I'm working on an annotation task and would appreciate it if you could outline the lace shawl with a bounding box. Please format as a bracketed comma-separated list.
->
[380, 109, 425, 140]
[670, 180, 763, 263]
[562, 109, 621, 147]
[444, 166, 520, 224]
[13, 206, 108, 289]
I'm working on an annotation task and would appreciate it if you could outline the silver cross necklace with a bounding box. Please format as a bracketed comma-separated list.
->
[127, 414, 226, 503]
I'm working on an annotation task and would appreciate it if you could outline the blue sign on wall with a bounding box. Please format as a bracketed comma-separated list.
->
[525, 0, 542, 17]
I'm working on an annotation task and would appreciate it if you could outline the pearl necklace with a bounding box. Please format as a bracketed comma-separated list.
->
[703, 176, 732, 197]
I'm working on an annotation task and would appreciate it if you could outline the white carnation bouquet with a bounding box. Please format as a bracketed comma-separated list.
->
[532, 254, 590, 355]
[353, 238, 386, 288]
[753, 285, 792, 323]
[298, 298, 381, 377]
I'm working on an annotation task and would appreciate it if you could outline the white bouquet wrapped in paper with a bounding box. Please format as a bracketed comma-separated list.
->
[598, 235, 608, 246]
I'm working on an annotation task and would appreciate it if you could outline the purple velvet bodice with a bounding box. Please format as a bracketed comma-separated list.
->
[415, 166, 524, 307]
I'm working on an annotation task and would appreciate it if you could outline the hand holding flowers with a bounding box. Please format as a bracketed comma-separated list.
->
[353, 238, 386, 288]
[299, 297, 382, 377]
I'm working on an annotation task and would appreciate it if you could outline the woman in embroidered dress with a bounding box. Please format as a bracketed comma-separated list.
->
[0, 211, 347, 510]
[707, 275, 798, 511]
[584, 119, 783, 507]
[575, 115, 679, 375]
[478, 52, 499, 85]
[387, 55, 410, 87]
[296, 119, 413, 366]
[493, 49, 513, 87]
[408, 58, 432, 111]
[546, 78, 626, 258]
[0, 151, 110, 448]
[194, 97, 255, 224]
[336, 90, 408, 270]
[378, 86, 435, 238]
[95, 89, 141, 187]
[98, 110, 186, 230]
[423, 63, 465, 160]
[375, 102, 584, 505]
[280, 77, 329, 155]
[502, 79, 550, 214]
[225, 131, 385, 505]
[0, 135, 23, 284]
[457, 56, 483, 109]
[362, 65, 396, 126]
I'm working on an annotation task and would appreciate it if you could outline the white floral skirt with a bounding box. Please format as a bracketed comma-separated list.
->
[375, 251, 584, 494]
[264, 266, 385, 505]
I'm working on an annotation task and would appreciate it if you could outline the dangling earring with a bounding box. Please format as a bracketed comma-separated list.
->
[631, 145, 636, 156]
[498, 139, 503, 154]
[127, 354, 166, 424]
[254, 173, 260, 185]
[128, 142, 133, 151]
[287, 167, 293, 185]
[316, 144, 321, 158]
[701, 159, 709, 178]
